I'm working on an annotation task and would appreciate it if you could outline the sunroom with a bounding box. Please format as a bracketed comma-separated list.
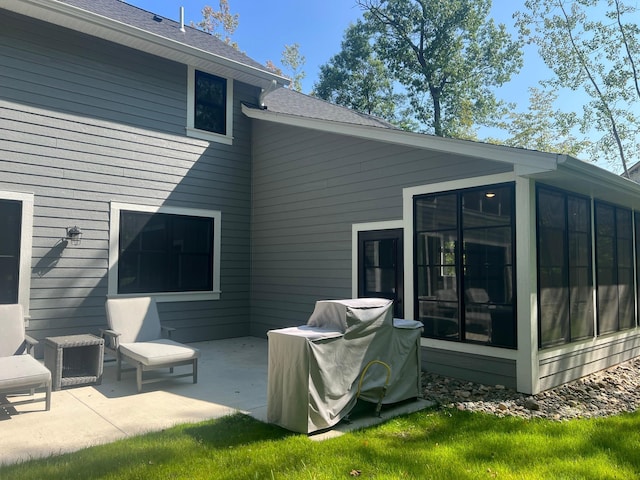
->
[402, 158, 640, 395]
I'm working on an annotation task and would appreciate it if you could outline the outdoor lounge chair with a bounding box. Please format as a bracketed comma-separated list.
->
[103, 297, 199, 393]
[0, 304, 52, 411]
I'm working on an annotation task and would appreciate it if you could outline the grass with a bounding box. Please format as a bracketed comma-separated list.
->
[2, 407, 640, 479]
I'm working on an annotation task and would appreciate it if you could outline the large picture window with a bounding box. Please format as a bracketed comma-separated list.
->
[109, 204, 221, 301]
[414, 183, 516, 348]
[536, 187, 593, 348]
[186, 67, 233, 144]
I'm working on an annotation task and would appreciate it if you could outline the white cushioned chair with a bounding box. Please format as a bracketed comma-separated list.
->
[0, 304, 51, 411]
[103, 297, 199, 393]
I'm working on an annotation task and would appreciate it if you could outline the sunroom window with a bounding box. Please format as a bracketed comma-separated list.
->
[536, 186, 594, 348]
[595, 201, 634, 334]
[415, 183, 516, 348]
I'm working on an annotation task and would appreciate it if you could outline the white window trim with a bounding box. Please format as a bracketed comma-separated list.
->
[351, 220, 404, 298]
[0, 191, 33, 319]
[186, 66, 234, 145]
[108, 202, 222, 302]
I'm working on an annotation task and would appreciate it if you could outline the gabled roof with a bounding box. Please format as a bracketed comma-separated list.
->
[2, 0, 288, 90]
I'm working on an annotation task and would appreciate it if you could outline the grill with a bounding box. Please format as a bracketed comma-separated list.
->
[267, 298, 423, 433]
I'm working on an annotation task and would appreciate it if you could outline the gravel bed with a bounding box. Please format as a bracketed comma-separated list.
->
[421, 357, 640, 420]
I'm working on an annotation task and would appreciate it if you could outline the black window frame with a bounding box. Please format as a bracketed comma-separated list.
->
[193, 69, 227, 136]
[414, 182, 517, 348]
[117, 210, 215, 295]
[594, 200, 635, 335]
[0, 199, 22, 304]
[536, 185, 594, 349]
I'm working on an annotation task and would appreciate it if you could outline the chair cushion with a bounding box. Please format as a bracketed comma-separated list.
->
[0, 304, 27, 357]
[119, 339, 200, 367]
[105, 297, 162, 343]
[0, 355, 51, 391]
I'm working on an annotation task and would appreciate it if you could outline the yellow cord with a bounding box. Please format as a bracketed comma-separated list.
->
[356, 360, 391, 416]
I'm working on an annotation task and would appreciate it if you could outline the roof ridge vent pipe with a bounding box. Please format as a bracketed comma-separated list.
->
[179, 6, 185, 33]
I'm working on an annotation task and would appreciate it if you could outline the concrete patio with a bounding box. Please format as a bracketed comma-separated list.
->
[0, 337, 269, 466]
[0, 336, 431, 466]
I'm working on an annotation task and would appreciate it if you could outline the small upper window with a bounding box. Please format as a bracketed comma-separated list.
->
[186, 67, 233, 144]
[194, 70, 226, 135]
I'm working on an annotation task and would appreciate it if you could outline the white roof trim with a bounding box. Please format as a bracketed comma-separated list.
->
[4, 0, 289, 90]
[556, 155, 640, 196]
[242, 104, 562, 171]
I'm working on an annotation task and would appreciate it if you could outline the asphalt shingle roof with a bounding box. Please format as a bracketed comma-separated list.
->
[56, 0, 396, 130]
[59, 0, 269, 72]
[262, 88, 398, 130]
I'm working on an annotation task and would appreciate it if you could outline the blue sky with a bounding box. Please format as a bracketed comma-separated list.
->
[124, 0, 618, 170]
[126, 0, 544, 99]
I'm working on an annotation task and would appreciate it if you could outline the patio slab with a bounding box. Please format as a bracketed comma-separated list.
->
[0, 337, 431, 466]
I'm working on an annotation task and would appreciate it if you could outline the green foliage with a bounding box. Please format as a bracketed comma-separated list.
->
[516, 0, 640, 175]
[192, 0, 239, 50]
[314, 21, 411, 128]
[489, 87, 591, 156]
[357, 0, 523, 138]
[281, 43, 306, 92]
[265, 44, 307, 92]
[4, 409, 640, 479]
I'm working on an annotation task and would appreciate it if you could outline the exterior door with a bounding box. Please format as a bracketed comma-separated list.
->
[358, 229, 404, 318]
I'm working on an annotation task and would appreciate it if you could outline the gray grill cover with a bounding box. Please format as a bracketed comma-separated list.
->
[267, 299, 423, 433]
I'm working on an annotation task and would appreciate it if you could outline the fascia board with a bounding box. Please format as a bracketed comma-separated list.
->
[557, 155, 640, 196]
[243, 104, 561, 172]
[4, 0, 289, 90]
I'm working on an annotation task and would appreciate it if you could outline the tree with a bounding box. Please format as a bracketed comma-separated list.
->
[265, 44, 306, 92]
[193, 0, 239, 49]
[356, 0, 523, 138]
[516, 0, 640, 176]
[314, 21, 409, 126]
[281, 44, 306, 92]
[488, 87, 590, 156]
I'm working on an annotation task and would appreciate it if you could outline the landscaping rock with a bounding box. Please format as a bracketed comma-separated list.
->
[422, 357, 640, 421]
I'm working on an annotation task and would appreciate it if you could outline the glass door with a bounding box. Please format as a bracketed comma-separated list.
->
[358, 229, 404, 318]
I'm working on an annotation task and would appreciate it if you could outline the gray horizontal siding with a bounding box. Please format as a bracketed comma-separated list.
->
[422, 347, 517, 389]
[1, 11, 259, 347]
[538, 334, 640, 391]
[250, 120, 511, 336]
[1, 11, 184, 133]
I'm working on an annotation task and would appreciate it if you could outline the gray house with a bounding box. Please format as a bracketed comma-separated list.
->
[3, 0, 640, 395]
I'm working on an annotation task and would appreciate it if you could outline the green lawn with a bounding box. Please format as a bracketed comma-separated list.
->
[2, 407, 639, 479]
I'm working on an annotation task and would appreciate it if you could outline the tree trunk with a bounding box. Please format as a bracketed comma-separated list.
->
[431, 86, 443, 136]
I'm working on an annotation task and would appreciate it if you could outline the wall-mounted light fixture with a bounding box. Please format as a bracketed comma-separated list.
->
[66, 226, 83, 246]
[485, 192, 496, 199]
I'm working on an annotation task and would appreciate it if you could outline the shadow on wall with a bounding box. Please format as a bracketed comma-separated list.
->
[32, 240, 68, 277]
